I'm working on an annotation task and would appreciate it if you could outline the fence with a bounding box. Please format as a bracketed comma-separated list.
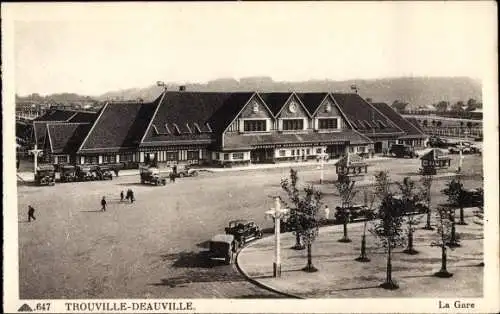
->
[421, 127, 483, 139]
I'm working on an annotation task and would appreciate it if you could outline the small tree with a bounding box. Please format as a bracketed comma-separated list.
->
[442, 177, 467, 226]
[334, 180, 357, 243]
[355, 188, 376, 262]
[280, 169, 305, 250]
[397, 177, 422, 255]
[281, 169, 323, 272]
[420, 174, 434, 230]
[431, 206, 456, 278]
[370, 171, 405, 289]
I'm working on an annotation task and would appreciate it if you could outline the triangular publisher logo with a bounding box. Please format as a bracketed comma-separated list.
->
[18, 303, 33, 312]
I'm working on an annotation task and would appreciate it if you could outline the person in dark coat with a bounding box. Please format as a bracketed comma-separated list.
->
[130, 190, 135, 203]
[101, 196, 107, 211]
[120, 191, 124, 202]
[28, 205, 36, 222]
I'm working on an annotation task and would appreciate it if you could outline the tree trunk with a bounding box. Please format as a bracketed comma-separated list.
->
[458, 206, 467, 225]
[435, 245, 453, 277]
[339, 218, 351, 242]
[448, 219, 460, 247]
[355, 233, 370, 262]
[302, 243, 318, 272]
[386, 244, 392, 284]
[424, 206, 433, 230]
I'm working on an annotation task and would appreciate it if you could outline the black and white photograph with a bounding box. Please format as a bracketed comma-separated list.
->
[2, 2, 498, 313]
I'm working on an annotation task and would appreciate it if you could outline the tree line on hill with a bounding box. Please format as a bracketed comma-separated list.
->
[390, 98, 482, 113]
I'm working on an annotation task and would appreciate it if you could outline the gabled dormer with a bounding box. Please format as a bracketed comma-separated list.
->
[312, 94, 350, 131]
[275, 94, 310, 132]
[226, 93, 274, 134]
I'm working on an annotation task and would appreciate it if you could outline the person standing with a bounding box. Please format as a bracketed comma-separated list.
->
[130, 190, 135, 203]
[101, 196, 107, 211]
[27, 205, 36, 222]
[324, 205, 330, 221]
[120, 191, 124, 202]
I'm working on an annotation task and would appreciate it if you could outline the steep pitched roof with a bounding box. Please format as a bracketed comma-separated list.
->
[371, 102, 426, 138]
[141, 91, 254, 145]
[67, 111, 98, 123]
[79, 100, 159, 153]
[46, 123, 91, 154]
[34, 109, 76, 122]
[258, 92, 293, 116]
[331, 93, 403, 135]
[405, 117, 425, 133]
[295, 93, 329, 115]
[33, 122, 50, 147]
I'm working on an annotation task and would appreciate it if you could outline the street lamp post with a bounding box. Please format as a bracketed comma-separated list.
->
[319, 148, 328, 184]
[265, 196, 289, 278]
[28, 144, 43, 177]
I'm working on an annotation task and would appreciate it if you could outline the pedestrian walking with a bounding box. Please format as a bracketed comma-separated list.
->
[130, 190, 135, 203]
[101, 196, 107, 211]
[324, 205, 330, 221]
[120, 191, 124, 202]
[27, 205, 36, 222]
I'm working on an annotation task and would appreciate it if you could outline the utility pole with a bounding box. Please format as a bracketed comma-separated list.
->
[28, 144, 43, 177]
[265, 197, 289, 278]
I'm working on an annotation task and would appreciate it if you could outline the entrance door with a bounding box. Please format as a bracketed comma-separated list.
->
[374, 142, 383, 154]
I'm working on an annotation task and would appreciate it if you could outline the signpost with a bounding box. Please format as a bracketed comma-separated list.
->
[265, 197, 289, 278]
[28, 144, 43, 178]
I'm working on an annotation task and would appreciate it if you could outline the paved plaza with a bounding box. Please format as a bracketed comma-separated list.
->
[17, 154, 483, 298]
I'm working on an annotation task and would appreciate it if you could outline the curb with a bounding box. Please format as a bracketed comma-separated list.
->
[235, 236, 304, 299]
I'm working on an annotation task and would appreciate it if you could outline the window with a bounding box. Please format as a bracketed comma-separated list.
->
[232, 152, 244, 160]
[306, 149, 310, 155]
[224, 153, 229, 160]
[318, 118, 338, 129]
[282, 119, 304, 131]
[243, 120, 267, 132]
[102, 155, 114, 163]
[120, 153, 133, 162]
[316, 148, 322, 154]
[349, 146, 354, 153]
[85, 156, 98, 164]
[187, 150, 199, 160]
[215, 153, 220, 160]
[357, 146, 366, 153]
[55, 155, 69, 164]
[279, 150, 286, 157]
[166, 151, 177, 161]
[292, 150, 295, 156]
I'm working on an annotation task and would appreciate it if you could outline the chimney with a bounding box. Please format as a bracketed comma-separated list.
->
[179, 85, 186, 92]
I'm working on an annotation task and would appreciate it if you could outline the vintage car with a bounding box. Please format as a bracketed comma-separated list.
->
[448, 142, 473, 154]
[60, 165, 77, 182]
[388, 144, 418, 158]
[35, 164, 56, 186]
[224, 220, 263, 247]
[334, 205, 373, 223]
[94, 165, 113, 180]
[427, 136, 452, 148]
[390, 195, 429, 215]
[139, 166, 166, 185]
[462, 188, 484, 208]
[76, 165, 95, 181]
[169, 164, 199, 178]
[208, 234, 237, 265]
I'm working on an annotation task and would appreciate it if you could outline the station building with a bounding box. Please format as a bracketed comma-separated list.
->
[28, 90, 428, 168]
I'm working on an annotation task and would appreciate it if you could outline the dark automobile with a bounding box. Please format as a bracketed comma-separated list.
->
[428, 136, 452, 148]
[390, 195, 429, 215]
[60, 165, 77, 182]
[334, 205, 373, 223]
[208, 234, 237, 265]
[389, 144, 418, 158]
[448, 142, 473, 154]
[171, 165, 199, 178]
[76, 165, 95, 181]
[462, 188, 484, 208]
[94, 165, 113, 180]
[139, 166, 166, 186]
[224, 220, 263, 247]
[35, 165, 56, 186]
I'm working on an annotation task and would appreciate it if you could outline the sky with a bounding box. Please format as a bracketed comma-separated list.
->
[5, 2, 497, 96]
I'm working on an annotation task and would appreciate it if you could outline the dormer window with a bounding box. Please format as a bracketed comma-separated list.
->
[152, 125, 159, 135]
[244, 119, 267, 132]
[205, 122, 213, 133]
[164, 123, 171, 134]
[377, 120, 387, 128]
[185, 123, 192, 134]
[318, 118, 338, 130]
[172, 123, 181, 135]
[193, 122, 202, 133]
[252, 102, 259, 113]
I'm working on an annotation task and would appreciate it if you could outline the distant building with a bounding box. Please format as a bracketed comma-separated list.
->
[23, 89, 427, 167]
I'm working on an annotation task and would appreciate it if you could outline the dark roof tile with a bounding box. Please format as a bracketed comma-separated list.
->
[258, 92, 293, 116]
[371, 102, 426, 138]
[295, 93, 329, 114]
[47, 123, 91, 154]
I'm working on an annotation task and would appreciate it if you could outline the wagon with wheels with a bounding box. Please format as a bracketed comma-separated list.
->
[60, 165, 76, 182]
[139, 166, 166, 186]
[208, 234, 237, 265]
[35, 165, 56, 186]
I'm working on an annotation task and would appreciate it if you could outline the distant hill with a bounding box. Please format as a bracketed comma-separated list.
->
[97, 76, 482, 108]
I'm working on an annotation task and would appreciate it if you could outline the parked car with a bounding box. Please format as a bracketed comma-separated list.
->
[60, 165, 77, 182]
[390, 195, 429, 215]
[448, 143, 472, 154]
[94, 165, 113, 180]
[462, 188, 484, 208]
[76, 165, 95, 181]
[171, 165, 199, 178]
[334, 205, 373, 224]
[428, 136, 452, 148]
[389, 144, 418, 158]
[35, 165, 56, 186]
[224, 220, 263, 247]
[208, 234, 237, 265]
[139, 166, 166, 185]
